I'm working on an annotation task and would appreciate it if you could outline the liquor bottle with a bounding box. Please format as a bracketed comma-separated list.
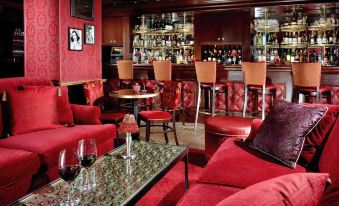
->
[310, 31, 315, 45]
[292, 32, 297, 45]
[291, 48, 295, 62]
[297, 32, 302, 45]
[283, 32, 288, 45]
[310, 49, 316, 62]
[329, 48, 335, 65]
[286, 49, 291, 62]
[161, 36, 166, 46]
[322, 31, 327, 44]
[328, 30, 333, 44]
[262, 32, 266, 45]
[316, 31, 322, 45]
[288, 32, 293, 45]
[253, 33, 257, 46]
[318, 50, 322, 63]
[257, 33, 262, 45]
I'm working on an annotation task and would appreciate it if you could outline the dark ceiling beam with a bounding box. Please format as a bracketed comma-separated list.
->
[103, 0, 335, 17]
[0, 0, 22, 10]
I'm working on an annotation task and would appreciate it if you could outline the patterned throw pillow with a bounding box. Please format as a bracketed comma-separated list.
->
[249, 99, 327, 168]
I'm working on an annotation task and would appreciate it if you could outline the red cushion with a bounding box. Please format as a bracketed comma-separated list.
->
[216, 173, 329, 206]
[100, 112, 126, 122]
[205, 116, 252, 139]
[83, 80, 104, 106]
[0, 104, 2, 137]
[297, 86, 331, 93]
[0, 148, 40, 188]
[139, 110, 172, 120]
[71, 104, 101, 125]
[319, 118, 339, 179]
[318, 179, 339, 206]
[0, 124, 116, 170]
[161, 81, 182, 110]
[199, 139, 306, 188]
[248, 84, 276, 91]
[7, 87, 61, 135]
[249, 99, 327, 168]
[177, 183, 241, 206]
[300, 104, 339, 169]
[57, 86, 74, 125]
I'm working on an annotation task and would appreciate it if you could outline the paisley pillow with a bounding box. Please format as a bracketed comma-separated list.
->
[249, 99, 327, 169]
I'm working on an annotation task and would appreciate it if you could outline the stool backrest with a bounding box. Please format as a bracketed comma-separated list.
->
[195, 61, 216, 83]
[153, 60, 172, 81]
[291, 62, 321, 87]
[117, 60, 133, 80]
[242, 62, 266, 85]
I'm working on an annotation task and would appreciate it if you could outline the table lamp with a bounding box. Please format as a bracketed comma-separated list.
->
[118, 114, 140, 159]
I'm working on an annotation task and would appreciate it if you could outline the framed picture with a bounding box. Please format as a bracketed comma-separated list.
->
[84, 24, 95, 44]
[69, 28, 83, 51]
[71, 0, 94, 20]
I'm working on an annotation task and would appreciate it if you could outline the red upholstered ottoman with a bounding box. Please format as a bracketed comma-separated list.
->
[205, 116, 252, 159]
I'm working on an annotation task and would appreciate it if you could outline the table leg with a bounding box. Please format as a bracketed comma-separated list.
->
[132, 99, 140, 140]
[184, 153, 189, 191]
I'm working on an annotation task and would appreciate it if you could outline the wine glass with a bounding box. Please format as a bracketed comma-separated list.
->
[78, 139, 97, 191]
[58, 149, 81, 206]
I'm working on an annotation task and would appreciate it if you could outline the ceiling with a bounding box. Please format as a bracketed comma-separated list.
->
[103, 0, 338, 16]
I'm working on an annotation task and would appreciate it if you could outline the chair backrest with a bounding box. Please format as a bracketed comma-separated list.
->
[153, 60, 172, 81]
[195, 61, 216, 83]
[291, 62, 321, 87]
[117, 60, 133, 80]
[242, 62, 267, 85]
[82, 80, 104, 106]
[161, 81, 182, 110]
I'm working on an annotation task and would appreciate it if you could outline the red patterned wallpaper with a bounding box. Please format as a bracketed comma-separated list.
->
[24, 0, 102, 83]
[24, 0, 60, 80]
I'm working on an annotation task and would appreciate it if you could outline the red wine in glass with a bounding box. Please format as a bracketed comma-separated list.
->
[59, 165, 81, 182]
[58, 149, 80, 206]
[79, 154, 96, 168]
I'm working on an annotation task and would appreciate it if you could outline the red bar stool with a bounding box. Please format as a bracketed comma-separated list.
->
[291, 62, 331, 104]
[138, 81, 182, 145]
[153, 60, 185, 124]
[242, 62, 276, 120]
[194, 61, 228, 131]
[117, 60, 133, 89]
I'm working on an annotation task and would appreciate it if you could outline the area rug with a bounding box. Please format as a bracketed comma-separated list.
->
[139, 123, 205, 150]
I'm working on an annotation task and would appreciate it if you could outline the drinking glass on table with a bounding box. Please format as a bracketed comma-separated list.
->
[78, 139, 97, 191]
[58, 149, 81, 206]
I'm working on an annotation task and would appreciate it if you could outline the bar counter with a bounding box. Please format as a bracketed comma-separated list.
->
[103, 63, 339, 101]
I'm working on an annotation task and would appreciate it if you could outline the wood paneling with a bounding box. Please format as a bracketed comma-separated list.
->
[102, 17, 123, 46]
[194, 10, 251, 61]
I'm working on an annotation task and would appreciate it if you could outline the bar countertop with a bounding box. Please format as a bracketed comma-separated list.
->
[104, 63, 339, 73]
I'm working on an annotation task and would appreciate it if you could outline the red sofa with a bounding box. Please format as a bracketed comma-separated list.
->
[178, 107, 339, 205]
[0, 78, 117, 205]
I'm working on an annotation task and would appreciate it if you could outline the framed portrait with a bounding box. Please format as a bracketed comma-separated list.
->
[69, 28, 83, 51]
[71, 0, 94, 20]
[84, 24, 95, 45]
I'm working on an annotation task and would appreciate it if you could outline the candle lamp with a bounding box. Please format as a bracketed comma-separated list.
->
[118, 114, 140, 159]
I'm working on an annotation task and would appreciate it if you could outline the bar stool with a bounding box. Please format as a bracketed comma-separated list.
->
[242, 62, 276, 120]
[153, 60, 185, 124]
[194, 61, 228, 131]
[291, 62, 331, 104]
[117, 60, 133, 89]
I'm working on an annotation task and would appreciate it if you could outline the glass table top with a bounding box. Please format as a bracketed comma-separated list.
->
[12, 141, 188, 206]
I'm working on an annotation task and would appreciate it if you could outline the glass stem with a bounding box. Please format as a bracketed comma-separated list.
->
[126, 132, 132, 157]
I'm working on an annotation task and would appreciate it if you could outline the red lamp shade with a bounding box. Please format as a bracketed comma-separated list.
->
[118, 114, 140, 133]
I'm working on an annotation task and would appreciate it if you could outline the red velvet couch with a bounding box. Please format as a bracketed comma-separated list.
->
[0, 78, 117, 205]
[178, 109, 339, 205]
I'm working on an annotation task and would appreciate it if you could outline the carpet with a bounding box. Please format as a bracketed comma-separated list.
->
[139, 123, 205, 151]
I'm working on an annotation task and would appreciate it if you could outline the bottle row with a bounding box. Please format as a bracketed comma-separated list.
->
[133, 34, 194, 48]
[201, 46, 242, 65]
[253, 29, 338, 46]
[132, 48, 194, 65]
[253, 48, 338, 66]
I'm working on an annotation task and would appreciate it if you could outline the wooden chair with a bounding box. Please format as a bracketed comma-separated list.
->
[291, 62, 331, 104]
[194, 61, 228, 131]
[117, 60, 133, 89]
[138, 81, 182, 145]
[242, 62, 276, 120]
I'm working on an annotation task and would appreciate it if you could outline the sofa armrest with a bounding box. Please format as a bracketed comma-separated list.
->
[245, 119, 263, 142]
[70, 104, 101, 125]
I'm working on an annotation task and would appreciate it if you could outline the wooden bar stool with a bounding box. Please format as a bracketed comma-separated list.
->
[194, 61, 228, 131]
[242, 62, 276, 120]
[153, 60, 185, 125]
[291, 62, 331, 104]
[117, 60, 133, 89]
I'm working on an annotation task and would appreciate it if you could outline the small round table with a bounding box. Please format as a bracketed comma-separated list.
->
[109, 89, 160, 121]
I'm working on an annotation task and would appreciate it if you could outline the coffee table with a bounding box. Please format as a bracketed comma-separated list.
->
[11, 141, 189, 206]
